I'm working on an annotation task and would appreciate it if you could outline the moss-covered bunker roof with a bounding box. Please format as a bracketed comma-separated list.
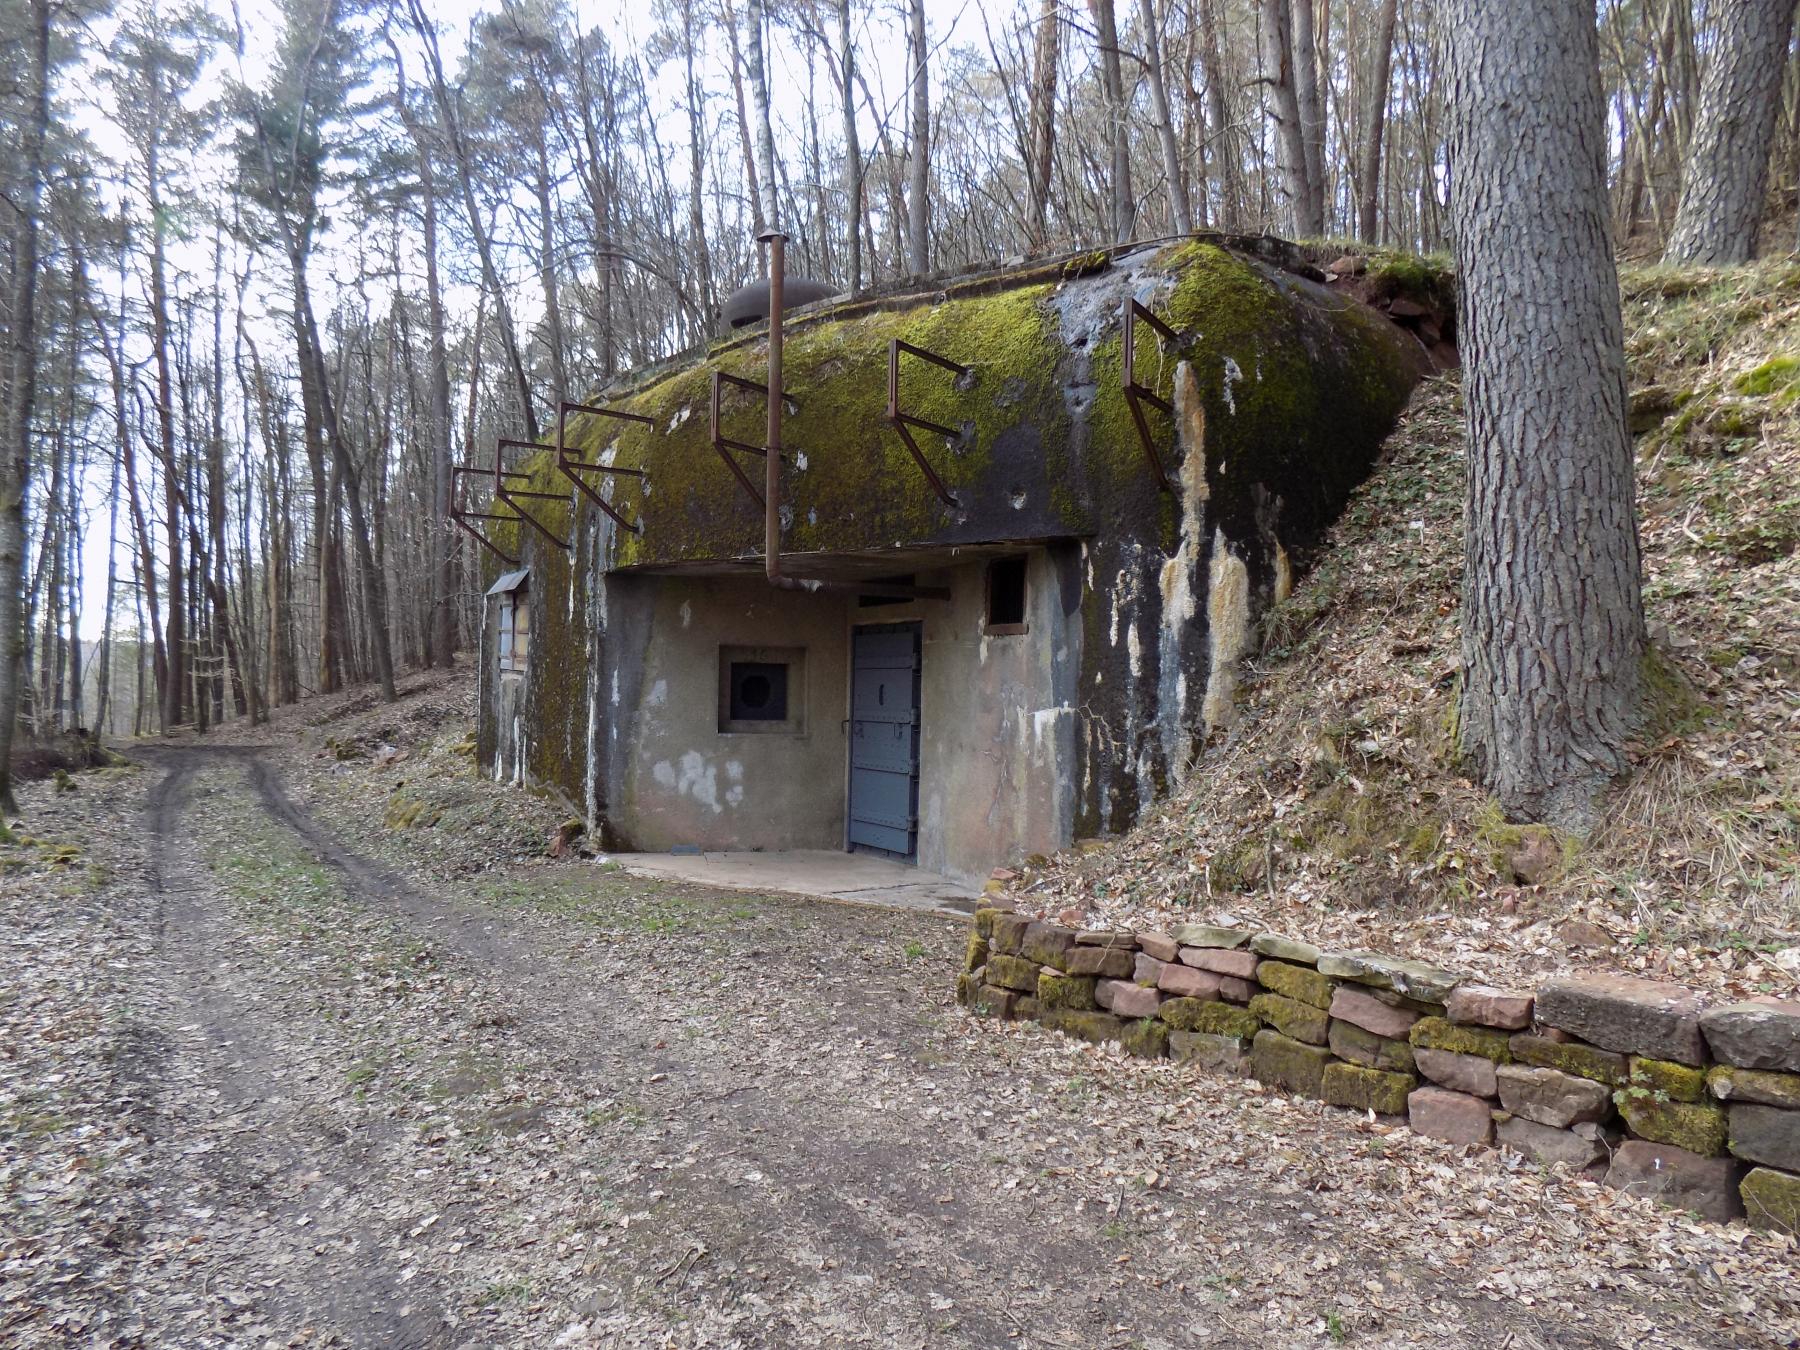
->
[487, 236, 1427, 573]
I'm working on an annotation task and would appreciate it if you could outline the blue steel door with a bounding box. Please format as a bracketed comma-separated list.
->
[849, 624, 922, 859]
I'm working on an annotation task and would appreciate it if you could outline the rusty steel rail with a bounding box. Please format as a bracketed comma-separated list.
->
[1122, 298, 1182, 494]
[556, 400, 648, 535]
[449, 464, 520, 565]
[708, 368, 800, 510]
[493, 438, 571, 550]
[885, 339, 966, 507]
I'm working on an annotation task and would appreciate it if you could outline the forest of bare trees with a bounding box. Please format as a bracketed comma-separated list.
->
[1, 0, 1797, 809]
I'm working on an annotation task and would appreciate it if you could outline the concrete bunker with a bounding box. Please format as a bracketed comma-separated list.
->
[468, 238, 1428, 886]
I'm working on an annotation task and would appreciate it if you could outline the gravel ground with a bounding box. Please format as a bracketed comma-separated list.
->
[4, 731, 1798, 1348]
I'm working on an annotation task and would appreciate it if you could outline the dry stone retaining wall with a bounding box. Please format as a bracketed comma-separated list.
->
[958, 909, 1800, 1233]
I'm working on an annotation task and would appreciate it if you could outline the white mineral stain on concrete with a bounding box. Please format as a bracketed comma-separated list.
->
[647, 679, 667, 707]
[1202, 527, 1251, 733]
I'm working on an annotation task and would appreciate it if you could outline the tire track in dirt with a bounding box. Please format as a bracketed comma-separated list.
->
[138, 748, 453, 1349]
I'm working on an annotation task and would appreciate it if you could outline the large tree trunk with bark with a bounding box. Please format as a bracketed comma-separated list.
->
[905, 0, 930, 272]
[1442, 0, 1646, 828]
[1259, 0, 1323, 236]
[0, 0, 51, 813]
[1664, 0, 1797, 264]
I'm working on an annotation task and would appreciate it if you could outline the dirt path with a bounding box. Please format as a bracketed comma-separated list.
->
[6, 743, 1796, 1348]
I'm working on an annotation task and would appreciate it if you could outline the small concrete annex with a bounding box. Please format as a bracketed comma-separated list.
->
[467, 237, 1428, 886]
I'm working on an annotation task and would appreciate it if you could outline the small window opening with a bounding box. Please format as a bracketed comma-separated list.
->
[718, 646, 806, 734]
[986, 556, 1028, 634]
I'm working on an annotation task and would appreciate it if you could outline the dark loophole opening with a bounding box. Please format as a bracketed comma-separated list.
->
[729, 662, 789, 721]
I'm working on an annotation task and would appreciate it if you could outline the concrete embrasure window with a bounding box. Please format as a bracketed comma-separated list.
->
[488, 572, 529, 675]
[985, 557, 1028, 636]
[718, 645, 806, 734]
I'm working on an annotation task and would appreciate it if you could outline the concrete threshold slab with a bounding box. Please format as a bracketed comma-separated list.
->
[601, 849, 982, 918]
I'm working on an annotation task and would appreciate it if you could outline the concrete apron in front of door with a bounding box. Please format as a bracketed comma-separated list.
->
[600, 849, 981, 918]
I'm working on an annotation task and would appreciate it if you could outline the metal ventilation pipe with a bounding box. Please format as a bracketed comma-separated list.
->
[759, 228, 787, 586]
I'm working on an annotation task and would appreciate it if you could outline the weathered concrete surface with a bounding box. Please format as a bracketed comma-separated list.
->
[606, 848, 981, 917]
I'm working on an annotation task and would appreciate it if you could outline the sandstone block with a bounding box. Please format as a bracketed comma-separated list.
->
[1119, 1018, 1170, 1058]
[1164, 1000, 1261, 1039]
[1249, 993, 1330, 1046]
[1020, 921, 1077, 971]
[1535, 974, 1707, 1065]
[1627, 1056, 1708, 1103]
[1330, 1020, 1416, 1074]
[1316, 951, 1462, 1002]
[1067, 946, 1134, 979]
[1510, 1033, 1626, 1085]
[1617, 1093, 1726, 1155]
[1257, 960, 1334, 1009]
[1605, 1140, 1745, 1224]
[964, 934, 990, 974]
[1218, 976, 1257, 1003]
[990, 912, 1030, 955]
[972, 986, 1019, 1019]
[1249, 1030, 1333, 1098]
[1446, 985, 1533, 1030]
[1706, 1065, 1800, 1110]
[955, 971, 982, 1007]
[1169, 923, 1254, 949]
[1133, 952, 1168, 987]
[974, 907, 1002, 939]
[1700, 998, 1800, 1073]
[1496, 1065, 1613, 1129]
[1412, 1017, 1511, 1063]
[1181, 947, 1260, 979]
[1330, 986, 1420, 1040]
[1158, 963, 1222, 999]
[1015, 996, 1041, 1020]
[1037, 970, 1099, 1012]
[986, 954, 1041, 993]
[1727, 1103, 1800, 1172]
[1322, 1061, 1415, 1115]
[1495, 1115, 1609, 1170]
[1042, 1008, 1122, 1044]
[1137, 932, 1181, 962]
[1171, 1030, 1253, 1074]
[1251, 933, 1322, 966]
[1740, 1166, 1800, 1234]
[1414, 1047, 1498, 1098]
[1096, 979, 1162, 1019]
[1074, 929, 1137, 948]
[1408, 1086, 1494, 1145]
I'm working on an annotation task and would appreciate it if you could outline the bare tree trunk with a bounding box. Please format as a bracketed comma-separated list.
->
[148, 138, 187, 729]
[837, 0, 863, 290]
[1292, 0, 1327, 229]
[1087, 0, 1136, 242]
[0, 0, 50, 811]
[721, 0, 766, 238]
[683, 0, 720, 314]
[745, 0, 780, 229]
[1358, 0, 1398, 242]
[1443, 0, 1645, 827]
[1259, 0, 1322, 235]
[1665, 0, 1797, 263]
[1197, 0, 1241, 230]
[906, 0, 931, 272]
[1027, 0, 1061, 246]
[1137, 0, 1192, 233]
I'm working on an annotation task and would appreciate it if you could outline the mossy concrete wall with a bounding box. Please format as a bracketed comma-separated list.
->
[476, 237, 1425, 872]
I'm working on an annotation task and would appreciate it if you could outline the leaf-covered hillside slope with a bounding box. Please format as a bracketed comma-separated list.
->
[1009, 263, 1800, 1001]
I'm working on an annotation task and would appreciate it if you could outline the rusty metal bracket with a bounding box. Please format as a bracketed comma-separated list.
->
[1122, 299, 1183, 494]
[449, 464, 520, 565]
[885, 339, 966, 508]
[556, 400, 647, 535]
[707, 370, 801, 509]
[493, 438, 571, 550]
